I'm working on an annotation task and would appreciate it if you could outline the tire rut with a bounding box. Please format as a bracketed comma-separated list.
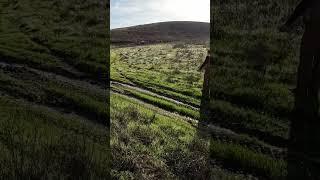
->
[111, 81, 199, 110]
[0, 91, 107, 144]
[0, 60, 284, 155]
[112, 92, 285, 157]
[111, 79, 287, 151]
[0, 61, 107, 125]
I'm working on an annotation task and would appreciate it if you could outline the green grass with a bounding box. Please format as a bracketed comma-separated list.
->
[121, 76, 202, 106]
[209, 68, 294, 117]
[0, 0, 109, 177]
[208, 0, 304, 178]
[111, 94, 201, 179]
[0, 61, 109, 178]
[0, 95, 109, 179]
[208, 99, 289, 140]
[207, 0, 301, 140]
[111, 93, 289, 179]
[111, 44, 207, 105]
[111, 37, 291, 179]
[210, 140, 286, 179]
[0, 69, 107, 124]
[112, 84, 200, 119]
[0, 0, 108, 79]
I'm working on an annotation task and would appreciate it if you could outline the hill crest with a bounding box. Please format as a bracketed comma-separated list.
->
[111, 21, 210, 45]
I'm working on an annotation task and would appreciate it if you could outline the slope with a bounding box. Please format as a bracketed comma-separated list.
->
[111, 21, 210, 45]
[0, 0, 109, 178]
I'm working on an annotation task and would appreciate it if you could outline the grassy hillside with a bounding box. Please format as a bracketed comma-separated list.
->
[110, 1, 312, 179]
[110, 18, 289, 178]
[208, 0, 305, 179]
[111, 43, 207, 106]
[1, 0, 108, 80]
[110, 93, 263, 179]
[0, 0, 109, 178]
[110, 41, 287, 179]
[111, 21, 210, 45]
[210, 0, 301, 144]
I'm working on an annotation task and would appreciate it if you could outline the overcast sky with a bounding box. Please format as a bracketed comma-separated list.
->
[111, 0, 210, 29]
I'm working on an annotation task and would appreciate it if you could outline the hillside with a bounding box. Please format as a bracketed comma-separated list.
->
[0, 0, 109, 178]
[207, 0, 316, 179]
[110, 43, 262, 179]
[111, 21, 210, 45]
[109, 1, 304, 179]
[109, 0, 299, 178]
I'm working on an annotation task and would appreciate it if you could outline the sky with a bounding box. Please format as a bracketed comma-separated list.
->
[110, 0, 210, 29]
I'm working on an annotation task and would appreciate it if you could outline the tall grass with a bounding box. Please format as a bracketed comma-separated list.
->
[0, 96, 109, 178]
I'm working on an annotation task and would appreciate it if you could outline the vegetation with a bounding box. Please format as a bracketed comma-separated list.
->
[110, 0, 304, 176]
[110, 93, 259, 179]
[111, 21, 209, 45]
[209, 0, 302, 141]
[112, 84, 200, 119]
[0, 0, 298, 178]
[209, 0, 305, 179]
[0, 0, 109, 177]
[110, 89, 288, 179]
[110, 38, 287, 178]
[0, 95, 109, 179]
[111, 44, 206, 106]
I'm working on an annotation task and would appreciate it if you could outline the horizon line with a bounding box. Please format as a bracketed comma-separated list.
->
[110, 20, 210, 30]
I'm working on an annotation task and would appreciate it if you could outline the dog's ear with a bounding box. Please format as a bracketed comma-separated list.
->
[198, 64, 204, 71]
[199, 57, 210, 71]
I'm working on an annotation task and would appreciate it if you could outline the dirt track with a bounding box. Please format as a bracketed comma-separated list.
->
[0, 58, 284, 156]
[111, 81, 199, 110]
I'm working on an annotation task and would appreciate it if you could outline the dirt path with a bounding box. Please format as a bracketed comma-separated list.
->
[0, 61, 107, 124]
[112, 92, 284, 156]
[111, 81, 199, 110]
[0, 61, 105, 93]
[0, 59, 284, 155]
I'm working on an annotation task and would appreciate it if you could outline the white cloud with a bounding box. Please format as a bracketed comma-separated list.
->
[111, 0, 210, 29]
